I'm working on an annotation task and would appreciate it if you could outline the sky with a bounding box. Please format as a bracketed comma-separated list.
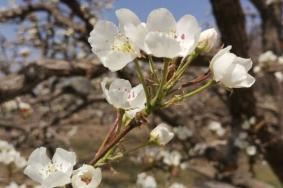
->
[102, 0, 215, 28]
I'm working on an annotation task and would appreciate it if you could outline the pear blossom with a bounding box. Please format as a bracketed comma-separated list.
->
[145, 8, 201, 58]
[162, 150, 181, 166]
[208, 121, 225, 137]
[197, 28, 218, 52]
[0, 140, 26, 168]
[169, 183, 187, 188]
[5, 182, 26, 188]
[117, 8, 201, 58]
[258, 50, 277, 64]
[88, 19, 140, 71]
[246, 145, 257, 156]
[150, 123, 174, 145]
[101, 78, 146, 117]
[274, 72, 283, 82]
[71, 164, 102, 188]
[173, 126, 192, 140]
[24, 147, 76, 188]
[136, 172, 157, 188]
[210, 46, 255, 88]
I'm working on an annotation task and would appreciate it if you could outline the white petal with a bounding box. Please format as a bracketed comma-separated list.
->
[128, 84, 146, 109]
[24, 165, 44, 184]
[211, 52, 236, 82]
[145, 32, 181, 58]
[26, 147, 50, 166]
[234, 57, 253, 71]
[52, 148, 76, 175]
[108, 79, 132, 109]
[88, 20, 118, 57]
[116, 8, 140, 29]
[147, 8, 176, 33]
[101, 79, 112, 105]
[221, 63, 248, 88]
[211, 46, 232, 63]
[233, 74, 255, 88]
[42, 171, 71, 188]
[124, 23, 149, 53]
[102, 51, 136, 71]
[176, 15, 201, 56]
[72, 165, 102, 188]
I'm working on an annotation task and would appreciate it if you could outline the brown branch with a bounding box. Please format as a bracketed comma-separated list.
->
[0, 59, 107, 103]
[0, 3, 85, 33]
[90, 118, 143, 165]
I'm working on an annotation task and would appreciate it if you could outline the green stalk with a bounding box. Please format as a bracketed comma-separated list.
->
[151, 59, 170, 108]
[163, 80, 215, 108]
[134, 60, 150, 105]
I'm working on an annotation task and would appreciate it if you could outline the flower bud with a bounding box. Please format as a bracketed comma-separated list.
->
[149, 123, 174, 146]
[198, 28, 218, 53]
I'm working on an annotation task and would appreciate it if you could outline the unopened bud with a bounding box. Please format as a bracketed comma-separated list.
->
[198, 28, 218, 53]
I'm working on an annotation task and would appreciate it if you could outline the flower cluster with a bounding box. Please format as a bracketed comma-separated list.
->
[24, 147, 102, 188]
[23, 7, 257, 188]
[0, 140, 26, 169]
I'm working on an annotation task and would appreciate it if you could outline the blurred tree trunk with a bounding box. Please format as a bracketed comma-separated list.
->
[210, 0, 283, 184]
[250, 0, 283, 54]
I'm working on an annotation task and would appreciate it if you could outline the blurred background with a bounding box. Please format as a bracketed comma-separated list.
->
[0, 0, 283, 187]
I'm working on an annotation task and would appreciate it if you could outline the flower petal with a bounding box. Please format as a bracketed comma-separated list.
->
[116, 8, 141, 29]
[234, 74, 255, 88]
[43, 171, 71, 188]
[108, 79, 132, 109]
[176, 15, 201, 56]
[124, 23, 149, 53]
[128, 84, 146, 109]
[211, 46, 232, 63]
[102, 51, 136, 71]
[211, 52, 236, 82]
[52, 148, 76, 175]
[234, 57, 253, 71]
[88, 20, 118, 57]
[26, 147, 50, 166]
[24, 165, 44, 184]
[147, 8, 176, 33]
[145, 32, 181, 58]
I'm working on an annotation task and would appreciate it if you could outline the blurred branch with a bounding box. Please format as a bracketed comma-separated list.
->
[0, 59, 107, 103]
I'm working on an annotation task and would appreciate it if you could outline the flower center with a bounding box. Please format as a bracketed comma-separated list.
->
[112, 34, 135, 53]
[80, 174, 92, 185]
[40, 163, 61, 178]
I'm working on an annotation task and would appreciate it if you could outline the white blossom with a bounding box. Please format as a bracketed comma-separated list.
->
[208, 121, 225, 137]
[71, 164, 102, 188]
[101, 78, 146, 117]
[210, 46, 255, 88]
[5, 182, 26, 188]
[136, 172, 157, 188]
[0, 140, 26, 168]
[88, 18, 140, 71]
[173, 126, 192, 140]
[258, 50, 277, 64]
[24, 147, 76, 188]
[169, 182, 187, 188]
[144, 8, 200, 58]
[274, 72, 283, 82]
[117, 8, 201, 58]
[197, 28, 218, 52]
[246, 145, 257, 156]
[150, 123, 174, 145]
[162, 150, 181, 166]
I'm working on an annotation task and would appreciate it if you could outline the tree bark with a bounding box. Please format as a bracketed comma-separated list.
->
[250, 0, 283, 54]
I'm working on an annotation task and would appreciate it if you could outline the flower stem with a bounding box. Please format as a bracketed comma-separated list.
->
[163, 80, 215, 108]
[151, 59, 169, 108]
[134, 60, 150, 106]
